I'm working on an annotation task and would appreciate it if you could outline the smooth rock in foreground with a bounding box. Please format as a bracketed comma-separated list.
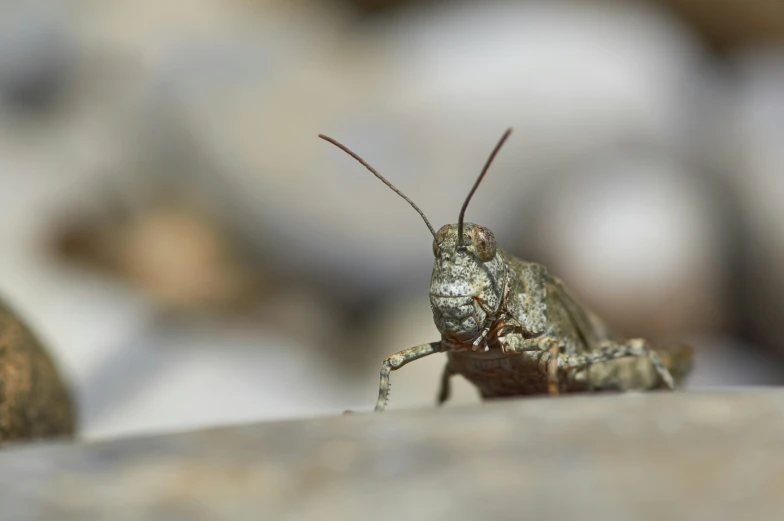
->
[1, 389, 782, 520]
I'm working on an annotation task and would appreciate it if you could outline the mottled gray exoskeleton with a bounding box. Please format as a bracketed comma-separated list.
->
[319, 129, 694, 412]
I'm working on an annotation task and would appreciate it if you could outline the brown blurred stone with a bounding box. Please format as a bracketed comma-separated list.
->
[51, 202, 266, 315]
[0, 297, 75, 445]
[342, 0, 784, 51]
[657, 0, 784, 51]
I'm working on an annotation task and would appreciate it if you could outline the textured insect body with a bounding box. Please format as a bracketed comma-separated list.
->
[319, 129, 694, 412]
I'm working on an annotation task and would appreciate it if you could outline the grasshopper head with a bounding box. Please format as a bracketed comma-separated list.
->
[318, 128, 513, 349]
[429, 222, 506, 346]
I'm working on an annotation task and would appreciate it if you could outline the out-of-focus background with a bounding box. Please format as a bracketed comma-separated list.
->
[0, 0, 782, 441]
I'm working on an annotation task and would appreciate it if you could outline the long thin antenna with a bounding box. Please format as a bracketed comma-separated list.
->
[458, 128, 513, 249]
[319, 134, 437, 238]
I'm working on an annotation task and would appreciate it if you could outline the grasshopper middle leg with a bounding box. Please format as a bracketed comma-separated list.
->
[437, 362, 456, 406]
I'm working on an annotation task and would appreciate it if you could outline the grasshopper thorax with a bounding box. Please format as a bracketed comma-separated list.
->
[430, 222, 507, 347]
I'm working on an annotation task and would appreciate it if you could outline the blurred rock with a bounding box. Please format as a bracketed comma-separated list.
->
[344, 0, 784, 52]
[0, 5, 74, 113]
[78, 319, 355, 441]
[4, 389, 784, 520]
[657, 0, 784, 51]
[0, 295, 75, 445]
[371, 0, 707, 163]
[684, 336, 784, 387]
[519, 152, 731, 341]
[48, 192, 354, 353]
[722, 47, 784, 357]
[51, 200, 265, 316]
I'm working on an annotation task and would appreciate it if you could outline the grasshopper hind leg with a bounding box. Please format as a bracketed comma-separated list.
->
[570, 339, 677, 391]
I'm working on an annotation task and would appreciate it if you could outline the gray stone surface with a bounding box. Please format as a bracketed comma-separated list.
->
[1, 389, 783, 520]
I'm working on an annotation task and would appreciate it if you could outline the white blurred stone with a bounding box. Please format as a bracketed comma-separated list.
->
[524, 153, 728, 338]
[82, 321, 353, 440]
[373, 0, 705, 153]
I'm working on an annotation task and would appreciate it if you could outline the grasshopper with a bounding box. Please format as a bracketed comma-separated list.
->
[319, 129, 694, 412]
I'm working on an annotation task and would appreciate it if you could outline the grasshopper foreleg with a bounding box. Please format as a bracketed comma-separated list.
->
[375, 342, 442, 412]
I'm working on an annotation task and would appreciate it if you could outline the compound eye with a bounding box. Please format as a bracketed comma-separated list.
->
[474, 226, 496, 261]
[433, 224, 450, 256]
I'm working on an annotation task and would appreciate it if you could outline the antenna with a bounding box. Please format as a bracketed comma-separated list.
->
[457, 128, 513, 249]
[319, 134, 437, 238]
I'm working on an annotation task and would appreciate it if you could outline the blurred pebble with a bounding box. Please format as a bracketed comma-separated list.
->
[685, 336, 784, 387]
[0, 4, 74, 112]
[80, 319, 354, 440]
[52, 201, 265, 314]
[722, 47, 784, 356]
[521, 152, 730, 340]
[656, 0, 784, 51]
